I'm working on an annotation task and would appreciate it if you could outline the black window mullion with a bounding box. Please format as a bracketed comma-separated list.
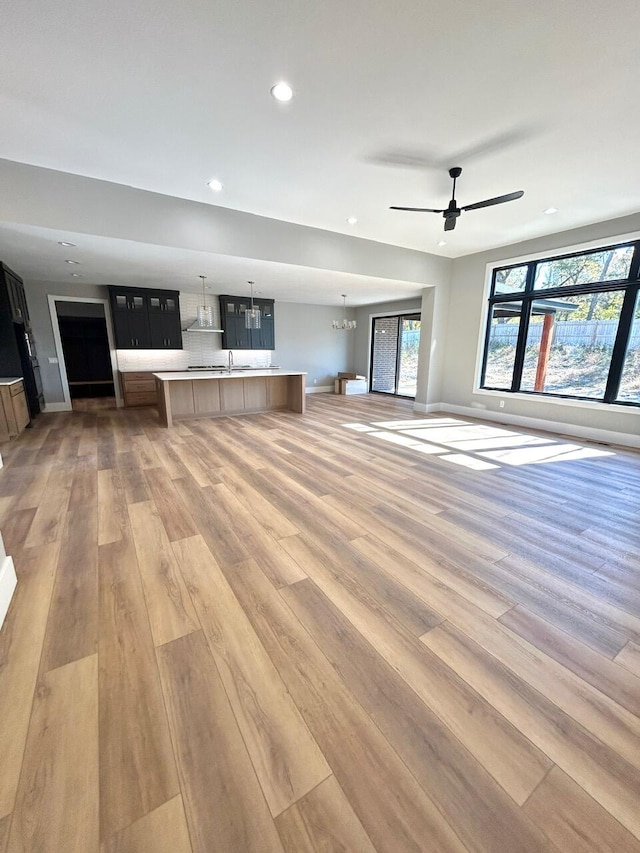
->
[510, 263, 536, 392]
[604, 283, 639, 402]
[479, 302, 498, 387]
[509, 300, 530, 392]
[394, 317, 404, 394]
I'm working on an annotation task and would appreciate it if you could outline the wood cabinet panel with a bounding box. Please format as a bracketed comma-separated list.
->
[243, 378, 268, 410]
[126, 380, 156, 393]
[219, 378, 245, 412]
[12, 389, 30, 431]
[123, 372, 155, 382]
[169, 381, 195, 416]
[194, 381, 221, 414]
[267, 376, 289, 409]
[121, 372, 159, 407]
[0, 384, 30, 438]
[125, 392, 158, 407]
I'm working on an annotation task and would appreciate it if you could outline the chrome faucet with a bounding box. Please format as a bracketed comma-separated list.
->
[228, 350, 234, 373]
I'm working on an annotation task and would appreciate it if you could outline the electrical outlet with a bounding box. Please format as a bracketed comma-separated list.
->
[48, 357, 59, 364]
[313, 378, 317, 384]
[499, 399, 505, 408]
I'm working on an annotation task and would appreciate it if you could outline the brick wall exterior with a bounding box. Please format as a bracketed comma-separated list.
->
[371, 316, 399, 392]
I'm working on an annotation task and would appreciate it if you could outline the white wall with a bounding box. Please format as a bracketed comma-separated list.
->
[415, 283, 451, 408]
[274, 302, 356, 388]
[441, 212, 640, 440]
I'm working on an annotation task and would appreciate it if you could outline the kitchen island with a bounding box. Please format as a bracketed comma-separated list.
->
[153, 369, 306, 427]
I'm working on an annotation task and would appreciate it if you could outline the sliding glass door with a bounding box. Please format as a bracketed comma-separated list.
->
[370, 313, 421, 397]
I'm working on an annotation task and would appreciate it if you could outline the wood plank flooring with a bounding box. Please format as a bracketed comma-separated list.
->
[0, 393, 639, 852]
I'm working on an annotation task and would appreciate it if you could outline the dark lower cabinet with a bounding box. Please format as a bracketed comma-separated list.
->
[109, 287, 182, 349]
[219, 295, 275, 350]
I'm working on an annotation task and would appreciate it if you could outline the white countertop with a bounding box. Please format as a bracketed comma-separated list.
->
[0, 377, 23, 386]
[153, 370, 306, 381]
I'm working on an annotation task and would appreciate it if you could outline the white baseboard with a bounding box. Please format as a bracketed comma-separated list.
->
[306, 386, 333, 394]
[43, 402, 72, 412]
[0, 554, 17, 631]
[413, 402, 443, 414]
[427, 402, 640, 449]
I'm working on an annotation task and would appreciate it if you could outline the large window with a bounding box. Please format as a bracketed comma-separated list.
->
[480, 241, 640, 406]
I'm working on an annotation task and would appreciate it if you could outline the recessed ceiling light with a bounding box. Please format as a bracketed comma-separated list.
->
[270, 81, 293, 102]
[70, 272, 82, 277]
[65, 259, 80, 264]
[207, 178, 223, 192]
[58, 241, 76, 247]
[437, 240, 447, 246]
[543, 207, 558, 215]
[347, 216, 358, 225]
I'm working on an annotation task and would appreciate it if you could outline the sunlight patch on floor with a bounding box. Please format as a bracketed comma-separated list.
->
[341, 417, 615, 469]
[437, 454, 499, 470]
[480, 443, 613, 466]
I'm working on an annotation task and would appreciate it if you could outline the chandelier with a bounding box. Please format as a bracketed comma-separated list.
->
[332, 294, 356, 330]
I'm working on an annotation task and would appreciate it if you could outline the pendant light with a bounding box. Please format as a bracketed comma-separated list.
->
[197, 275, 213, 327]
[184, 275, 223, 332]
[332, 294, 356, 330]
[245, 281, 261, 329]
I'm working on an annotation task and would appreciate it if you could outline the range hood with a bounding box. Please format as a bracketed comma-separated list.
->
[184, 319, 223, 333]
[184, 275, 223, 333]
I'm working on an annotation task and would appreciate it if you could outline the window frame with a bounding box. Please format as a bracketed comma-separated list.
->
[479, 238, 640, 407]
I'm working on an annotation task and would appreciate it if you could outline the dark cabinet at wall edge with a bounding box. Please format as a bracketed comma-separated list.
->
[219, 295, 275, 350]
[0, 262, 44, 420]
[108, 286, 183, 349]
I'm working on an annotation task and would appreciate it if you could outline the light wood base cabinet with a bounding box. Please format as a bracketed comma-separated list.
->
[156, 373, 306, 428]
[0, 381, 30, 441]
[120, 372, 158, 407]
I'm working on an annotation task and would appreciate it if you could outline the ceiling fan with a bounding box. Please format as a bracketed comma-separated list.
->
[390, 167, 524, 232]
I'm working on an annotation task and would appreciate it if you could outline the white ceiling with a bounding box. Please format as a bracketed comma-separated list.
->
[2, 0, 639, 263]
[0, 223, 421, 306]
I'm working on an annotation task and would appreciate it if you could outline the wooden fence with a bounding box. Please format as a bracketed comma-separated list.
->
[491, 319, 640, 348]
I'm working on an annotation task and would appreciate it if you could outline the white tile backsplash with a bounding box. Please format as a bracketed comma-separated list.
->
[116, 291, 273, 372]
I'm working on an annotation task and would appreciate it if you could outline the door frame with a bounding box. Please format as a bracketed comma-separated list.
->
[48, 295, 122, 410]
[369, 311, 422, 398]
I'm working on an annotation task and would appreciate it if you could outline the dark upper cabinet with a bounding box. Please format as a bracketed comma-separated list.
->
[150, 313, 183, 349]
[108, 287, 182, 349]
[253, 299, 275, 350]
[219, 295, 275, 350]
[148, 292, 179, 315]
[4, 265, 31, 327]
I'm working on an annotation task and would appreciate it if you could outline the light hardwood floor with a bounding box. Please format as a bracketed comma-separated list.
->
[0, 393, 639, 852]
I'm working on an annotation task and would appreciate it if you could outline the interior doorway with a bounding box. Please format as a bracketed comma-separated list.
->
[48, 295, 121, 411]
[370, 313, 421, 398]
[56, 302, 115, 410]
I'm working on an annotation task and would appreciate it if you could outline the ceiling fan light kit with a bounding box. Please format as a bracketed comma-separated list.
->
[390, 166, 524, 231]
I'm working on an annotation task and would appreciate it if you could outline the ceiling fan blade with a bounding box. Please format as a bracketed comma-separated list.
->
[444, 217, 457, 231]
[389, 206, 445, 213]
[462, 190, 524, 212]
